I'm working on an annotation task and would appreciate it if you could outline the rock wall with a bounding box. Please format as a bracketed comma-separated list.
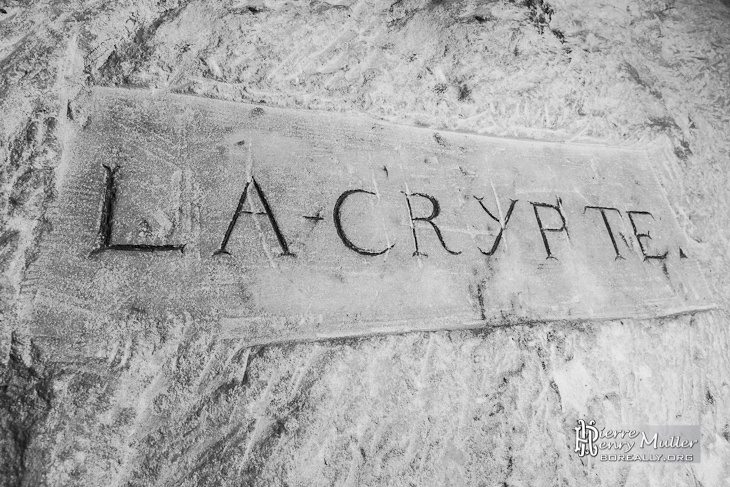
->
[1, 0, 729, 485]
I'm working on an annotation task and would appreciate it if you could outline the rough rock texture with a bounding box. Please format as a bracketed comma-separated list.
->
[1, 0, 729, 485]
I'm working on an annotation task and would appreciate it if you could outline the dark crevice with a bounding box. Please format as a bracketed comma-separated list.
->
[92, 5, 186, 86]
[0, 335, 53, 487]
[508, 0, 564, 42]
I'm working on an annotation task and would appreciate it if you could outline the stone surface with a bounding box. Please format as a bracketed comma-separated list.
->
[26, 88, 714, 355]
[1, 0, 730, 486]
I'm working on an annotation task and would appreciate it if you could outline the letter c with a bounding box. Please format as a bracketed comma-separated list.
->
[333, 189, 395, 256]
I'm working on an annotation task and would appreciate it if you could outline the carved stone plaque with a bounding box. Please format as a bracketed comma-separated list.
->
[22, 88, 714, 348]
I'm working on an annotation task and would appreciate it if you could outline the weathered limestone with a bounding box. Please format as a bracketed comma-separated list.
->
[1, 0, 729, 485]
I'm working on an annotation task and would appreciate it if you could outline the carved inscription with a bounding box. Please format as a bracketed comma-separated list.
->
[334, 189, 394, 256]
[92, 165, 186, 254]
[474, 196, 517, 256]
[584, 206, 624, 260]
[90, 173, 682, 263]
[404, 192, 461, 257]
[23, 88, 715, 349]
[214, 177, 294, 257]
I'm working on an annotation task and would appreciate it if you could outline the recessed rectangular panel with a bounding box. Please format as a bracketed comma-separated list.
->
[23, 87, 715, 347]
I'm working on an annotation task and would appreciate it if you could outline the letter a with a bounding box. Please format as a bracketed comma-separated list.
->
[214, 177, 293, 257]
